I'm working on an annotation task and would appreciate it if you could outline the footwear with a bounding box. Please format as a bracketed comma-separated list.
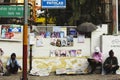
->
[112, 71, 116, 74]
[87, 72, 93, 74]
[105, 72, 110, 75]
[3, 72, 10, 76]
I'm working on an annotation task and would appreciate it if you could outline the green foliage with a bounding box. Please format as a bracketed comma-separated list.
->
[48, 0, 103, 26]
[67, 0, 87, 25]
[79, 0, 86, 5]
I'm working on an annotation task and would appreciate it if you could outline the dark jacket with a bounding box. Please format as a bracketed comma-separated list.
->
[103, 56, 118, 67]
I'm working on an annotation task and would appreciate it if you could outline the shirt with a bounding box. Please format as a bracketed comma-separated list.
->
[0, 49, 3, 58]
[92, 52, 102, 62]
[0, 49, 3, 67]
[103, 56, 118, 66]
[7, 59, 20, 67]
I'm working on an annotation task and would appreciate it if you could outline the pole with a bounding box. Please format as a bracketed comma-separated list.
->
[22, 0, 28, 79]
[116, 0, 118, 34]
[113, 0, 118, 34]
[45, 9, 48, 31]
[29, 45, 32, 72]
[29, 25, 32, 72]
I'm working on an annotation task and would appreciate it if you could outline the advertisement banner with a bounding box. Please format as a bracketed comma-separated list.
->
[0, 24, 22, 40]
[42, 0, 66, 9]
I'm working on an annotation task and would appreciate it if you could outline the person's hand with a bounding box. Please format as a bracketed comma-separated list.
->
[112, 65, 116, 67]
[19, 66, 22, 70]
[0, 48, 4, 55]
[94, 60, 99, 63]
[90, 59, 95, 62]
[106, 64, 112, 68]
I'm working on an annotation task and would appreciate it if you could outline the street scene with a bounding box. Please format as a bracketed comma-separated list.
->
[0, 0, 120, 80]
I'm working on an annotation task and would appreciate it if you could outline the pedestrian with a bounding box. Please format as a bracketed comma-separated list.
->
[0, 48, 4, 73]
[103, 50, 119, 74]
[6, 53, 21, 74]
[87, 47, 102, 74]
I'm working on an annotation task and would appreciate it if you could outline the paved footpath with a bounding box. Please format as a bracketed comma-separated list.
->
[0, 72, 120, 80]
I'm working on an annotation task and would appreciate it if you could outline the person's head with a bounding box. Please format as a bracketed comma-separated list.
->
[0, 48, 3, 52]
[94, 47, 100, 54]
[11, 53, 16, 60]
[109, 50, 114, 57]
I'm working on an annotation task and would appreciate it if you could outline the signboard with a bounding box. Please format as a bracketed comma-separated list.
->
[0, 6, 30, 17]
[42, 0, 66, 9]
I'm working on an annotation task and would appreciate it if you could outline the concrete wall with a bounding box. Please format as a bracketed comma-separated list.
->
[101, 35, 120, 74]
[91, 24, 108, 55]
[0, 40, 23, 57]
[0, 24, 108, 71]
[0, 25, 23, 58]
[32, 38, 90, 57]
[0, 25, 107, 58]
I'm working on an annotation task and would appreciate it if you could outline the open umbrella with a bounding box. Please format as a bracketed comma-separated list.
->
[77, 22, 97, 33]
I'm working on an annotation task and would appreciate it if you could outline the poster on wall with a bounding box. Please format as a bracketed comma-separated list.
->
[53, 26, 67, 38]
[78, 35, 85, 43]
[67, 36, 73, 46]
[0, 24, 22, 40]
[36, 36, 43, 47]
[68, 28, 77, 38]
[53, 26, 61, 32]
[29, 33, 35, 45]
[61, 38, 67, 47]
[60, 27, 67, 37]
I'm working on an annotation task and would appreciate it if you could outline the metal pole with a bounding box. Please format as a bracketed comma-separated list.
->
[112, 0, 118, 34]
[116, 0, 118, 34]
[29, 44, 32, 72]
[29, 25, 32, 72]
[22, 0, 28, 79]
[45, 9, 48, 31]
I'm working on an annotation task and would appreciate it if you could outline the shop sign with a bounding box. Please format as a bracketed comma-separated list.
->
[35, 17, 45, 23]
[42, 0, 66, 9]
[0, 6, 30, 17]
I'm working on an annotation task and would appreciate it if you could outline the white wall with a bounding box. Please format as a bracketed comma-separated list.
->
[101, 35, 120, 74]
[0, 24, 108, 58]
[0, 40, 23, 57]
[0, 24, 109, 70]
[0, 25, 23, 58]
[101, 35, 120, 61]
[91, 24, 108, 55]
[32, 38, 90, 57]
[0, 40, 23, 69]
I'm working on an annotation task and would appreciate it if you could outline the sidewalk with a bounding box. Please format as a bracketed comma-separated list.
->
[0, 72, 120, 80]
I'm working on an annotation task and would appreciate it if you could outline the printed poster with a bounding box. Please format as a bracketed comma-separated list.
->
[0, 24, 22, 40]
[36, 36, 43, 47]
[29, 33, 35, 45]
[78, 35, 85, 43]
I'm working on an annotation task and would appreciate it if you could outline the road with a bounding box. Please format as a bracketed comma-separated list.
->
[0, 72, 120, 80]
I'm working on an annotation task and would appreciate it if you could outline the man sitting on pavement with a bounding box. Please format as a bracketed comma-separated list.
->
[0, 48, 4, 73]
[103, 50, 119, 74]
[87, 47, 102, 74]
[6, 53, 22, 74]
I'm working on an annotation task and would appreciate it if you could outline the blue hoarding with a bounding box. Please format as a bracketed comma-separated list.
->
[42, 0, 66, 9]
